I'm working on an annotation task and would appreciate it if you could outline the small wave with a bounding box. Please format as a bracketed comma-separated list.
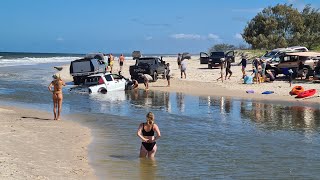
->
[0, 56, 81, 67]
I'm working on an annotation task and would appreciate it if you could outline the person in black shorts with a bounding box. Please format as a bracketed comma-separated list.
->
[166, 63, 171, 86]
[225, 58, 232, 80]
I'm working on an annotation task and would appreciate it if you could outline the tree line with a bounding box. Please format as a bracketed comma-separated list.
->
[210, 4, 320, 52]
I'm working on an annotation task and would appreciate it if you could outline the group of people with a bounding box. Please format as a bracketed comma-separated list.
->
[216, 58, 233, 82]
[48, 74, 161, 158]
[106, 53, 125, 74]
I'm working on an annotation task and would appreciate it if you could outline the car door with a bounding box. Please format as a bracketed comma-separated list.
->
[225, 51, 235, 62]
[111, 74, 125, 90]
[200, 52, 209, 64]
[104, 74, 116, 91]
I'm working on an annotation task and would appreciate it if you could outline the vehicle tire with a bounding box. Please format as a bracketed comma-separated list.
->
[98, 88, 107, 94]
[208, 65, 212, 69]
[153, 71, 158, 82]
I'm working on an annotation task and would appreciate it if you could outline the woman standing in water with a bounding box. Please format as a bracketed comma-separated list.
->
[48, 74, 65, 120]
[137, 112, 161, 158]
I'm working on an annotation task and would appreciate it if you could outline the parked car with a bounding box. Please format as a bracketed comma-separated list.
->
[69, 72, 132, 94]
[199, 51, 235, 68]
[69, 53, 107, 85]
[261, 46, 308, 63]
[129, 57, 166, 82]
[275, 51, 320, 78]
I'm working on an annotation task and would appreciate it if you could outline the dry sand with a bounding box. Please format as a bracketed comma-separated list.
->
[0, 106, 96, 179]
[60, 55, 320, 104]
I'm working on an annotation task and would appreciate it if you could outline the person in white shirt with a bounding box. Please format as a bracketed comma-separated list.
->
[140, 74, 153, 90]
[180, 59, 187, 79]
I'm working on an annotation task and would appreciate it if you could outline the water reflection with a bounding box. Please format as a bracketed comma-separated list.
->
[198, 95, 320, 131]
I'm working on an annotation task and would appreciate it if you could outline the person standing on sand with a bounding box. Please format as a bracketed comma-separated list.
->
[48, 74, 65, 120]
[109, 53, 114, 73]
[239, 56, 247, 79]
[166, 63, 171, 86]
[177, 53, 182, 69]
[119, 54, 125, 73]
[180, 59, 187, 78]
[225, 58, 232, 80]
[216, 58, 225, 82]
[137, 112, 161, 158]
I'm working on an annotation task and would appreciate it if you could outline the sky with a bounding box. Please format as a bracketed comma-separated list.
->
[0, 0, 319, 54]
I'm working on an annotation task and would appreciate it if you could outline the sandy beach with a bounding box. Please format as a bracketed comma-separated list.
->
[61, 55, 320, 104]
[0, 106, 96, 179]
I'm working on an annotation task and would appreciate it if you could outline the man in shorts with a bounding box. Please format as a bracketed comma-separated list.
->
[119, 54, 125, 73]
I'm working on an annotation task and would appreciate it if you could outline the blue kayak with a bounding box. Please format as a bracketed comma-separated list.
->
[262, 91, 274, 94]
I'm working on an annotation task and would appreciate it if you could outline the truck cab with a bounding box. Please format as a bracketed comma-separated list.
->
[200, 51, 234, 68]
[129, 57, 166, 82]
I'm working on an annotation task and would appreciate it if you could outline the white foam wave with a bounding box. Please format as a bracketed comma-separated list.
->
[0, 56, 81, 67]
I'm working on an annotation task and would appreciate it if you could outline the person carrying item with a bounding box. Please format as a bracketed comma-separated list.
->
[180, 59, 187, 79]
[216, 58, 225, 82]
[137, 112, 161, 158]
[225, 58, 232, 80]
[48, 74, 66, 120]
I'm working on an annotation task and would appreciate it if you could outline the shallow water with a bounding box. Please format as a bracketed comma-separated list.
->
[1, 62, 320, 179]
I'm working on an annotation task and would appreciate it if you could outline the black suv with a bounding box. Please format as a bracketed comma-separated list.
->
[200, 51, 235, 68]
[129, 57, 166, 82]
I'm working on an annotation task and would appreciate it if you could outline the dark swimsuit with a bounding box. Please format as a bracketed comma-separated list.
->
[141, 123, 156, 151]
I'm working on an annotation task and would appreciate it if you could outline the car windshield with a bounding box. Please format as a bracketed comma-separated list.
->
[137, 59, 155, 66]
[210, 52, 224, 57]
[264, 51, 278, 58]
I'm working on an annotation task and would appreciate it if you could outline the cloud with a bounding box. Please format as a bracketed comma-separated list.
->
[56, 37, 64, 41]
[170, 33, 221, 41]
[171, 34, 202, 40]
[208, 34, 220, 40]
[234, 33, 243, 40]
[145, 36, 153, 40]
[232, 8, 263, 13]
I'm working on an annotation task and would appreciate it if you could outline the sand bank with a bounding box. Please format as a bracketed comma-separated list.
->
[59, 55, 320, 104]
[0, 106, 96, 179]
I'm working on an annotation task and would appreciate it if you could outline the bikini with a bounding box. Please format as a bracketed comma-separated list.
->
[141, 123, 156, 151]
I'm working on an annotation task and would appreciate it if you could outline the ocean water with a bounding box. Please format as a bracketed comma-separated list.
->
[1, 53, 320, 179]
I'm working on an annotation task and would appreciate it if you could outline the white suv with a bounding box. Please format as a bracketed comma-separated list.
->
[70, 73, 130, 94]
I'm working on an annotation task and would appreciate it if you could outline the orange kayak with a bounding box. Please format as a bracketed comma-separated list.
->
[290, 86, 304, 95]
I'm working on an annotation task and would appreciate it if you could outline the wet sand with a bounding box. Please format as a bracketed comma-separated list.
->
[0, 106, 96, 179]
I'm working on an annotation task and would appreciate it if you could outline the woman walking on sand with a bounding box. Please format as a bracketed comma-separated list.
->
[216, 58, 225, 82]
[137, 112, 161, 158]
[48, 74, 65, 120]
